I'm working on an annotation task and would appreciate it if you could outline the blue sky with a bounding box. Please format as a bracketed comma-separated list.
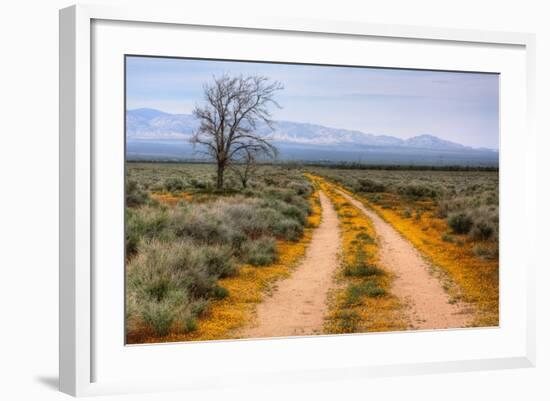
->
[126, 56, 499, 149]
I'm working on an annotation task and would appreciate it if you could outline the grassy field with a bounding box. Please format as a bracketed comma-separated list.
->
[125, 162, 317, 343]
[125, 162, 499, 343]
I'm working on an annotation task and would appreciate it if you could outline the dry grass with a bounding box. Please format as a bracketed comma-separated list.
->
[307, 175, 407, 334]
[126, 164, 318, 343]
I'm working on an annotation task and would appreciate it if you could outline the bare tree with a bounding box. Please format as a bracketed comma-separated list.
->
[191, 74, 283, 189]
[230, 148, 262, 189]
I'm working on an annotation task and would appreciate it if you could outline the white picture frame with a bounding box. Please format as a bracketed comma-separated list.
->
[59, 4, 536, 397]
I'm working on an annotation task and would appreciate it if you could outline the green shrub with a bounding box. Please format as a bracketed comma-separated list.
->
[272, 218, 303, 241]
[345, 281, 386, 305]
[288, 181, 312, 196]
[358, 178, 386, 193]
[128, 240, 216, 300]
[470, 220, 494, 241]
[201, 245, 237, 278]
[398, 183, 437, 199]
[360, 281, 386, 297]
[141, 300, 176, 337]
[181, 267, 219, 299]
[126, 240, 237, 337]
[190, 299, 209, 317]
[223, 201, 272, 238]
[437, 197, 469, 218]
[125, 208, 172, 259]
[171, 208, 235, 245]
[126, 180, 149, 207]
[355, 232, 374, 244]
[143, 277, 171, 302]
[125, 229, 140, 258]
[189, 178, 209, 189]
[447, 212, 473, 234]
[126, 207, 170, 241]
[282, 204, 308, 225]
[211, 284, 229, 299]
[336, 310, 360, 333]
[343, 263, 383, 277]
[163, 177, 186, 193]
[345, 285, 364, 306]
[242, 237, 278, 266]
[182, 317, 198, 333]
[138, 286, 190, 337]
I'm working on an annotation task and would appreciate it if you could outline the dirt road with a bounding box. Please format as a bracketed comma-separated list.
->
[238, 191, 341, 338]
[338, 190, 471, 330]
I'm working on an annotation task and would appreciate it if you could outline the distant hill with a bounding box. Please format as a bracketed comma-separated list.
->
[126, 108, 498, 166]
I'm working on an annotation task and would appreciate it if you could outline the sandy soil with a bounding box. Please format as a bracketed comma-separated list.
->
[338, 190, 472, 330]
[238, 191, 341, 338]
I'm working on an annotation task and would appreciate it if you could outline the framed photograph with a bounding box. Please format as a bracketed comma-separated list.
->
[59, 4, 536, 396]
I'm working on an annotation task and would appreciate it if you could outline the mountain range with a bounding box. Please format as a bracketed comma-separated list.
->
[126, 108, 498, 165]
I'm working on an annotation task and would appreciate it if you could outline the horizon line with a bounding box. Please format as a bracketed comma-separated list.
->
[126, 107, 499, 151]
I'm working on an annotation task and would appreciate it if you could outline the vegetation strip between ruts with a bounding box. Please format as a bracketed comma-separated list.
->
[309, 176, 408, 334]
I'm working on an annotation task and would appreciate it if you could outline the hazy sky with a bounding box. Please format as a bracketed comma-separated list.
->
[126, 56, 499, 149]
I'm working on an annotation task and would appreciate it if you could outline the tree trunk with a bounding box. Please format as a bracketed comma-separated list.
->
[241, 162, 251, 189]
[216, 163, 225, 189]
